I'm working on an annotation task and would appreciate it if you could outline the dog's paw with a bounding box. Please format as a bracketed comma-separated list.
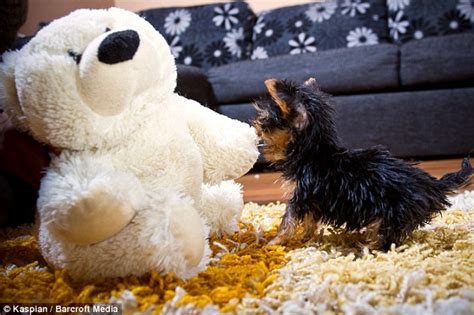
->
[268, 234, 289, 246]
[300, 232, 314, 243]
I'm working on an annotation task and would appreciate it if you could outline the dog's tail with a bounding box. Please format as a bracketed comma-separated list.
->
[437, 157, 473, 193]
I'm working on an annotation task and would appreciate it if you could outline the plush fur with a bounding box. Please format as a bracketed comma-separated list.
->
[0, 8, 259, 281]
[253, 78, 472, 250]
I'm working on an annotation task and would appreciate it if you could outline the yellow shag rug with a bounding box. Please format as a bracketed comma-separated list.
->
[1, 191, 473, 314]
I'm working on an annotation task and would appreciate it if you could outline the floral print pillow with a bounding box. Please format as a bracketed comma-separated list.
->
[250, 0, 389, 60]
[388, 0, 474, 43]
[139, 2, 255, 69]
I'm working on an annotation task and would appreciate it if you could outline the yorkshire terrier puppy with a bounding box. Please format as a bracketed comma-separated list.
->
[253, 78, 472, 250]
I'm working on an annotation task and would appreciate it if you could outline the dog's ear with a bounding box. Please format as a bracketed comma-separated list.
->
[294, 104, 308, 130]
[264, 79, 291, 117]
[264, 78, 309, 130]
[303, 77, 320, 91]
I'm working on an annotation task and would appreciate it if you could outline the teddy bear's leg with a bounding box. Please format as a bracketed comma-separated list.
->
[38, 154, 147, 245]
[200, 180, 244, 236]
[38, 192, 211, 281]
[167, 194, 211, 276]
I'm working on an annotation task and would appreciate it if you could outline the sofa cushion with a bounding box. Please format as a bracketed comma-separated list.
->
[250, 0, 389, 59]
[387, 0, 473, 44]
[334, 88, 474, 157]
[400, 33, 474, 87]
[208, 43, 399, 104]
[216, 88, 474, 158]
[139, 2, 255, 70]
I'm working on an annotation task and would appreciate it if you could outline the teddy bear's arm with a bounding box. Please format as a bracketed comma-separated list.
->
[176, 95, 259, 184]
[37, 153, 146, 245]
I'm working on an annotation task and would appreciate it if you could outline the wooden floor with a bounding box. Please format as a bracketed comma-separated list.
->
[236, 158, 473, 204]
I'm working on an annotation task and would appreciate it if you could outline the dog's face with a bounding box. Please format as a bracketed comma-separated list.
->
[253, 78, 314, 162]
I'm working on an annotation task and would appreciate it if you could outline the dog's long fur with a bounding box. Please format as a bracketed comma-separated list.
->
[253, 78, 473, 250]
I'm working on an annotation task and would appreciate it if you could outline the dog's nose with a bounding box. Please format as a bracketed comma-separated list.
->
[98, 30, 140, 64]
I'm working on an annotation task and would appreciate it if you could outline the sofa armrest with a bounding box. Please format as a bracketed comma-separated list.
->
[176, 65, 216, 109]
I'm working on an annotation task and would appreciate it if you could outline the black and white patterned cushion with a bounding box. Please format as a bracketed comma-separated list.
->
[139, 2, 255, 70]
[387, 0, 474, 43]
[250, 0, 389, 60]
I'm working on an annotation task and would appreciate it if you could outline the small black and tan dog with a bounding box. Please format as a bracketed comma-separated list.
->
[253, 78, 472, 250]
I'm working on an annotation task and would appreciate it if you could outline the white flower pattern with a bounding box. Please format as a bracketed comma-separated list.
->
[457, 0, 474, 23]
[289, 33, 317, 55]
[413, 30, 424, 39]
[346, 27, 379, 47]
[341, 0, 371, 17]
[387, 0, 410, 12]
[168, 36, 182, 58]
[224, 28, 244, 58]
[164, 9, 191, 36]
[141, 1, 393, 67]
[305, 2, 337, 23]
[213, 4, 240, 30]
[251, 46, 268, 60]
[389, 11, 409, 40]
[254, 14, 266, 35]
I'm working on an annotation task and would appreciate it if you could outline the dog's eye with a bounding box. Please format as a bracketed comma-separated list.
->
[105, 27, 111, 32]
[67, 50, 82, 64]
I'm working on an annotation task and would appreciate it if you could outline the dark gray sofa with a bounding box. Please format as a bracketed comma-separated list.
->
[7, 1, 474, 162]
[180, 33, 474, 162]
[167, 2, 474, 163]
[207, 32, 474, 158]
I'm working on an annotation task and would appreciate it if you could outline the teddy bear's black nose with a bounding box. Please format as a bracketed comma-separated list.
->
[98, 30, 140, 64]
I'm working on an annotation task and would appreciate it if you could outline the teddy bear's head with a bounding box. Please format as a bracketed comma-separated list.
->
[0, 8, 177, 150]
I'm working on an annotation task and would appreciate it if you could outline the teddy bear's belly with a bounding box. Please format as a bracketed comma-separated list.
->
[110, 125, 204, 202]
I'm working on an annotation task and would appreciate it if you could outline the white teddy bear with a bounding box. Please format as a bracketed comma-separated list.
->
[0, 8, 259, 281]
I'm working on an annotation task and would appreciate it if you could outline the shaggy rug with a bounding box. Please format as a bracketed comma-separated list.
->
[1, 191, 473, 314]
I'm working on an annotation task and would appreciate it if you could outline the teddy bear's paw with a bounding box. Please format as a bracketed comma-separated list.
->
[168, 196, 209, 271]
[50, 189, 136, 245]
[201, 180, 244, 237]
[202, 125, 260, 184]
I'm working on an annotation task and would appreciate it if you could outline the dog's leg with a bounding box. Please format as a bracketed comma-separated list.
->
[268, 204, 298, 245]
[358, 219, 382, 250]
[301, 213, 320, 243]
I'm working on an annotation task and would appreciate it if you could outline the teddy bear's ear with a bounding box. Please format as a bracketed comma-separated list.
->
[0, 50, 27, 131]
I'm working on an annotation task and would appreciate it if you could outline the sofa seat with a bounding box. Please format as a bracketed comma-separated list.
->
[401, 33, 474, 88]
[217, 87, 474, 158]
[208, 43, 400, 104]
